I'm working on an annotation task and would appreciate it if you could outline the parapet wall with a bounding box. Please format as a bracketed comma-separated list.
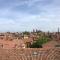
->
[0, 47, 60, 60]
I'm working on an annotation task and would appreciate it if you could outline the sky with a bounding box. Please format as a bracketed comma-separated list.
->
[0, 0, 60, 32]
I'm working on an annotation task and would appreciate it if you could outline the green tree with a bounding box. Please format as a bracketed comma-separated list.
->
[30, 37, 49, 48]
[23, 31, 30, 35]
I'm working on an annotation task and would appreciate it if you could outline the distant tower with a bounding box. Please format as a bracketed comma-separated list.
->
[33, 29, 35, 33]
[48, 31, 50, 35]
[58, 28, 59, 34]
[36, 29, 38, 32]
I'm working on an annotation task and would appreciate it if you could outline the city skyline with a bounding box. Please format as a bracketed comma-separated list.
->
[0, 0, 60, 32]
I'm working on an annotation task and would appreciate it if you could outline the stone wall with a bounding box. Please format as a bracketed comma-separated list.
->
[0, 48, 60, 60]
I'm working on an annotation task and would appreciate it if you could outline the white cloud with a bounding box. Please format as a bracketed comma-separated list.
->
[0, 0, 60, 32]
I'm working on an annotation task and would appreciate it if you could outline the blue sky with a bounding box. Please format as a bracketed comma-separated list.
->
[0, 0, 60, 32]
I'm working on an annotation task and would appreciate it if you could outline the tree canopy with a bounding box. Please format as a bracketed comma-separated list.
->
[23, 31, 30, 35]
[30, 37, 49, 48]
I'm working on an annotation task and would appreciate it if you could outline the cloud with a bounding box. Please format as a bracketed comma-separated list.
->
[0, 0, 60, 32]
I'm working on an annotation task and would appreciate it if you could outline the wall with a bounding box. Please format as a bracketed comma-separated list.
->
[0, 47, 60, 60]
